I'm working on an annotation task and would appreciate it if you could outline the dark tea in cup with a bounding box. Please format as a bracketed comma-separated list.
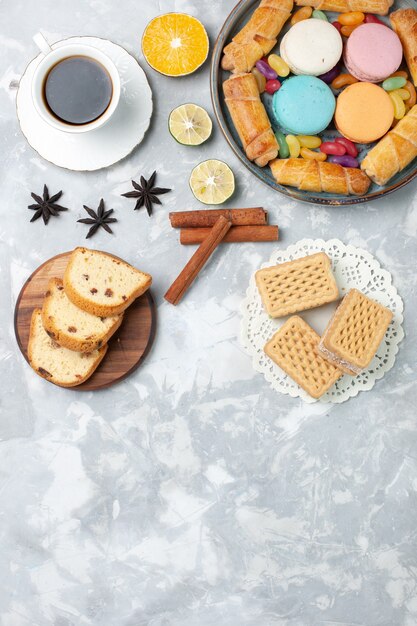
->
[43, 56, 113, 125]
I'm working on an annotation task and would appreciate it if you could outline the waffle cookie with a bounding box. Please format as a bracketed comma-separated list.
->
[264, 316, 342, 399]
[255, 252, 339, 318]
[318, 288, 393, 375]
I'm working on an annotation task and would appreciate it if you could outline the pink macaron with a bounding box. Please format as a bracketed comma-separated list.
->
[343, 24, 403, 83]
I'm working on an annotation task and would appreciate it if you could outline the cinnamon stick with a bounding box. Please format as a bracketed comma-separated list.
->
[180, 225, 279, 245]
[169, 207, 267, 229]
[164, 216, 231, 305]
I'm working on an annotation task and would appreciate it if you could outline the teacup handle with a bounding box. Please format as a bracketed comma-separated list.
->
[33, 32, 52, 56]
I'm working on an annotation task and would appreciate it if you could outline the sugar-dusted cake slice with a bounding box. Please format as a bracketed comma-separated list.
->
[255, 252, 339, 318]
[42, 278, 123, 353]
[318, 288, 393, 375]
[28, 309, 107, 387]
[63, 247, 152, 317]
[264, 315, 342, 399]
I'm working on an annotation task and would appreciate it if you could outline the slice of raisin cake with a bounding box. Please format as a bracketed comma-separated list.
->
[42, 278, 123, 352]
[63, 247, 152, 316]
[28, 309, 107, 387]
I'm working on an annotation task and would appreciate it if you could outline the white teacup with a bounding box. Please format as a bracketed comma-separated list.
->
[32, 32, 120, 133]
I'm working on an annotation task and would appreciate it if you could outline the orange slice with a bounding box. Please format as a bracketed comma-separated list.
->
[142, 13, 209, 77]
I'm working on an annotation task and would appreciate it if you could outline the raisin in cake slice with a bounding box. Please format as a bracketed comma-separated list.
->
[63, 247, 152, 317]
[42, 278, 123, 353]
[28, 309, 107, 387]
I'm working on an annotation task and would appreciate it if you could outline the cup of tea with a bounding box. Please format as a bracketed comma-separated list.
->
[31, 32, 121, 133]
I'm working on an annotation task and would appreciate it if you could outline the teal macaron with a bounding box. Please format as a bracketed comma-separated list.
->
[272, 75, 335, 135]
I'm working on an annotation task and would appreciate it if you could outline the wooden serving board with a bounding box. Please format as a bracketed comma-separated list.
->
[14, 251, 156, 391]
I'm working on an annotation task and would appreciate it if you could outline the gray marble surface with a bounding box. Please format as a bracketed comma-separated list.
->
[1, 0, 417, 624]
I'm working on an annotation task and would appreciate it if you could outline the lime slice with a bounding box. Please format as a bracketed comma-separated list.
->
[169, 104, 212, 146]
[189, 159, 235, 205]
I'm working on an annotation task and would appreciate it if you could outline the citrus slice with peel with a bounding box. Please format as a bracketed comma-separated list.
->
[169, 104, 212, 146]
[189, 160, 235, 205]
[142, 13, 209, 77]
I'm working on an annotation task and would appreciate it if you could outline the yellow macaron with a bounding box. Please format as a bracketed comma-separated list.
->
[335, 82, 394, 143]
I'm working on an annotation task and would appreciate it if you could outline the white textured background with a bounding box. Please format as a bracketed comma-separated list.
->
[1, 0, 417, 624]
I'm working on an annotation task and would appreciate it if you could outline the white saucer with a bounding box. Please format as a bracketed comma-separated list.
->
[16, 36, 153, 171]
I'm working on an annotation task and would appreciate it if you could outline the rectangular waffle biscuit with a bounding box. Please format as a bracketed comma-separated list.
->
[318, 289, 393, 375]
[255, 252, 339, 318]
[264, 316, 342, 399]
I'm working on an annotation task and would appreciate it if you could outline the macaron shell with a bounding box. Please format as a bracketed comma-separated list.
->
[279, 33, 295, 73]
[335, 82, 394, 143]
[343, 54, 374, 83]
[280, 32, 304, 75]
[280, 19, 343, 76]
[343, 24, 403, 83]
[273, 75, 336, 135]
[343, 50, 382, 83]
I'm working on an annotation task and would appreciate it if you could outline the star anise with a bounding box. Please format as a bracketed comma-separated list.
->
[77, 199, 117, 238]
[121, 170, 171, 216]
[28, 184, 68, 225]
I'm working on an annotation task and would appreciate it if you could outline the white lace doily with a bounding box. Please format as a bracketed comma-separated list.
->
[241, 239, 404, 404]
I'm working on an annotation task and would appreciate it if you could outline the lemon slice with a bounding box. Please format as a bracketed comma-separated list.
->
[189, 160, 235, 205]
[141, 13, 209, 77]
[169, 104, 212, 146]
